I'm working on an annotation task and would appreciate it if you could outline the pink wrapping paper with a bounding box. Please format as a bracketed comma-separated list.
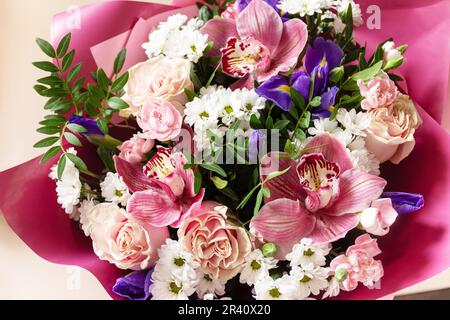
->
[1, 0, 450, 299]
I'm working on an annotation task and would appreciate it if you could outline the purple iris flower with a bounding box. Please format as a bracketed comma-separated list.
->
[382, 192, 425, 215]
[291, 71, 311, 102]
[112, 269, 153, 300]
[314, 86, 339, 120]
[237, 0, 288, 20]
[255, 76, 292, 111]
[69, 115, 103, 136]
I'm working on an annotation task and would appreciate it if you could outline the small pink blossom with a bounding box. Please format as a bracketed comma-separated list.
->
[118, 135, 155, 165]
[221, 2, 239, 19]
[359, 198, 398, 236]
[330, 234, 384, 291]
[358, 72, 398, 111]
[137, 99, 182, 142]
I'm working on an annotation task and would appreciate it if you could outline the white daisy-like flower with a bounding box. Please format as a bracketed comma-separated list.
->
[278, 0, 333, 17]
[334, 0, 364, 26]
[196, 272, 226, 299]
[203, 293, 232, 300]
[253, 276, 296, 300]
[336, 109, 371, 137]
[49, 148, 82, 216]
[347, 137, 381, 175]
[78, 192, 99, 237]
[100, 172, 130, 206]
[322, 276, 341, 299]
[289, 264, 330, 300]
[240, 249, 278, 286]
[322, 11, 346, 34]
[142, 14, 208, 63]
[154, 239, 200, 285]
[286, 238, 331, 268]
[150, 275, 196, 300]
[308, 118, 340, 136]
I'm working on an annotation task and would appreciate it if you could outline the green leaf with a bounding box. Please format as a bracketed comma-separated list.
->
[194, 169, 203, 194]
[57, 33, 72, 58]
[86, 134, 122, 150]
[57, 155, 67, 180]
[37, 126, 60, 135]
[97, 146, 115, 172]
[66, 153, 88, 171]
[351, 60, 383, 81]
[294, 128, 306, 141]
[190, 67, 203, 90]
[211, 176, 228, 190]
[62, 50, 75, 71]
[383, 56, 404, 71]
[88, 84, 105, 99]
[67, 63, 82, 82]
[201, 163, 227, 178]
[37, 76, 62, 86]
[299, 111, 311, 129]
[310, 96, 322, 108]
[97, 68, 110, 89]
[50, 100, 71, 113]
[39, 117, 66, 127]
[262, 188, 271, 198]
[250, 114, 264, 129]
[266, 116, 274, 130]
[97, 118, 109, 134]
[329, 66, 344, 83]
[67, 123, 87, 134]
[111, 72, 129, 92]
[397, 44, 408, 54]
[254, 189, 264, 216]
[36, 38, 56, 58]
[33, 61, 58, 73]
[184, 88, 197, 102]
[198, 5, 212, 22]
[113, 48, 127, 74]
[44, 87, 69, 98]
[290, 87, 306, 112]
[108, 97, 129, 110]
[64, 132, 82, 147]
[273, 120, 290, 130]
[34, 84, 48, 96]
[40, 146, 61, 164]
[34, 136, 59, 148]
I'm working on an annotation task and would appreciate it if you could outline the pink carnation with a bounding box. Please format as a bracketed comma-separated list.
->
[118, 135, 155, 165]
[358, 72, 398, 111]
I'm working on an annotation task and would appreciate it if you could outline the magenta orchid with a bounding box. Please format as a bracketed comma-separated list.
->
[250, 134, 387, 256]
[114, 146, 205, 228]
[201, 0, 308, 83]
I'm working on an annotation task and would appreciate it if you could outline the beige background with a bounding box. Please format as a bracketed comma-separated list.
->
[0, 0, 449, 300]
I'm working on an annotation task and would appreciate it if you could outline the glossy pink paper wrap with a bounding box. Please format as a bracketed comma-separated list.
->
[1, 0, 450, 300]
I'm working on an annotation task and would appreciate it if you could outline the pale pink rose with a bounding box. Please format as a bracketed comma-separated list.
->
[331, 234, 384, 291]
[178, 202, 252, 282]
[118, 135, 155, 164]
[365, 94, 422, 164]
[137, 100, 183, 142]
[359, 198, 398, 236]
[121, 55, 193, 117]
[89, 203, 169, 270]
[358, 72, 398, 111]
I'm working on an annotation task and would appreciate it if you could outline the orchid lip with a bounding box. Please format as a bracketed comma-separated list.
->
[143, 146, 177, 180]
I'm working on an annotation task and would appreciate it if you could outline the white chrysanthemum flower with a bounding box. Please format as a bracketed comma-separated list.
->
[150, 276, 196, 300]
[203, 293, 232, 300]
[337, 109, 371, 137]
[323, 11, 346, 34]
[185, 86, 265, 152]
[308, 118, 340, 136]
[253, 276, 296, 300]
[49, 148, 82, 216]
[278, 0, 333, 16]
[100, 172, 130, 206]
[348, 137, 381, 175]
[142, 14, 208, 63]
[289, 264, 329, 300]
[334, 0, 364, 26]
[322, 276, 341, 299]
[286, 238, 331, 268]
[240, 249, 278, 286]
[78, 192, 99, 237]
[196, 272, 226, 299]
[154, 239, 200, 284]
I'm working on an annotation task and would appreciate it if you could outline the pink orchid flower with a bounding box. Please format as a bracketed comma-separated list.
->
[114, 146, 205, 228]
[201, 0, 308, 84]
[250, 134, 387, 256]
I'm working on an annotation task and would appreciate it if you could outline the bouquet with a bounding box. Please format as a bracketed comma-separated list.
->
[1, 0, 450, 300]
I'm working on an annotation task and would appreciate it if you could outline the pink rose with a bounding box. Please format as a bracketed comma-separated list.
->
[178, 202, 252, 282]
[331, 234, 384, 291]
[365, 94, 422, 164]
[137, 99, 183, 142]
[122, 55, 193, 117]
[359, 198, 398, 236]
[118, 135, 155, 164]
[89, 203, 169, 270]
[358, 72, 398, 111]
